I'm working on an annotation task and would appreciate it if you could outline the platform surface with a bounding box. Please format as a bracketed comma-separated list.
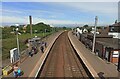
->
[3, 31, 63, 78]
[68, 31, 120, 78]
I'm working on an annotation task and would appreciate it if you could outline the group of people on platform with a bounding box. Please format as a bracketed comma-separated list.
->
[13, 41, 47, 77]
[28, 41, 47, 57]
[28, 46, 37, 57]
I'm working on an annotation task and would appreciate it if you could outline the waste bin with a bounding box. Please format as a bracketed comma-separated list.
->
[2, 65, 13, 75]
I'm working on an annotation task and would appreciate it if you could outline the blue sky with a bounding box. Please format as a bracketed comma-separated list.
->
[1, 2, 118, 26]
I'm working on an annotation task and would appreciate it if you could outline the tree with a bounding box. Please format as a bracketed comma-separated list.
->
[115, 20, 117, 24]
[87, 27, 92, 33]
[97, 26, 102, 29]
[63, 27, 66, 30]
[10, 25, 16, 28]
[2, 27, 15, 39]
[83, 24, 89, 28]
[26, 22, 52, 33]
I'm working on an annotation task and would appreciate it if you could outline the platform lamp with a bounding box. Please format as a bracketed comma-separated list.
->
[15, 24, 21, 63]
[92, 16, 98, 53]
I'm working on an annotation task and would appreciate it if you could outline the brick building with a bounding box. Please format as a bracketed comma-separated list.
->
[76, 22, 120, 64]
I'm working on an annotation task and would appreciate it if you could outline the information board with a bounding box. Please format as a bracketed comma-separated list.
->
[10, 48, 20, 63]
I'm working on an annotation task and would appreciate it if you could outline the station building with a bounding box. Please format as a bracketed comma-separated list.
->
[76, 22, 120, 64]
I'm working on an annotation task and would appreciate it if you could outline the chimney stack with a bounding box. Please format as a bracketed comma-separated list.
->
[29, 15, 32, 36]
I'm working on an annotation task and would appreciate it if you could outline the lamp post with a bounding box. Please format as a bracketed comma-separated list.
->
[15, 24, 20, 63]
[92, 16, 98, 53]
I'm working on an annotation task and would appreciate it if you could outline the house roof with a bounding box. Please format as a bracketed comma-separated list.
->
[81, 33, 119, 49]
[96, 38, 119, 49]
[110, 22, 120, 26]
[87, 33, 113, 38]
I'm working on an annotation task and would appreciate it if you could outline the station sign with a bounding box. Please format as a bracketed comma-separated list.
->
[10, 48, 20, 64]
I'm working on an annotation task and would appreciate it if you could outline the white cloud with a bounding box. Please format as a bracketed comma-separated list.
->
[2, 0, 120, 2]
[2, 2, 118, 18]
[1, 9, 22, 14]
[27, 9, 65, 17]
[2, 15, 83, 25]
[59, 2, 118, 16]
[2, 2, 118, 25]
[33, 17, 83, 24]
[49, 15, 57, 18]
[2, 15, 115, 26]
[2, 16, 29, 24]
[26, 9, 64, 15]
[2, 8, 64, 19]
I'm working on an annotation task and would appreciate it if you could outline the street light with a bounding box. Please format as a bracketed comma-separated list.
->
[92, 16, 98, 53]
[15, 24, 20, 63]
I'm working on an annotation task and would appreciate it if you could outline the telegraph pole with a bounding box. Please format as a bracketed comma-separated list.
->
[29, 15, 32, 36]
[92, 16, 98, 53]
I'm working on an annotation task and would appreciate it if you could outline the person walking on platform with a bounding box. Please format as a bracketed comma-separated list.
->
[44, 42, 47, 48]
[40, 46, 44, 53]
[29, 50, 33, 57]
[17, 68, 22, 77]
[13, 64, 19, 78]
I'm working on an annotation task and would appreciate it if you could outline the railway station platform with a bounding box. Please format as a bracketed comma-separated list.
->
[3, 30, 120, 78]
[3, 31, 63, 78]
[68, 31, 120, 78]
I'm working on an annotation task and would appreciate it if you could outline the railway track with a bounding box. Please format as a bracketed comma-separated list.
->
[37, 31, 92, 78]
